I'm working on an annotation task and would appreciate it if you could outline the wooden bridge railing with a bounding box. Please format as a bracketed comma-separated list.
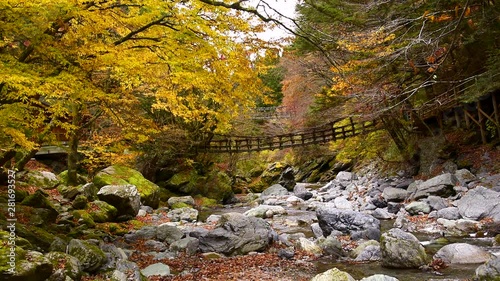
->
[204, 118, 379, 153]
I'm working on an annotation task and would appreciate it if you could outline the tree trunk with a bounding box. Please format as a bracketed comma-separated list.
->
[0, 149, 16, 168]
[67, 103, 82, 186]
[15, 149, 38, 171]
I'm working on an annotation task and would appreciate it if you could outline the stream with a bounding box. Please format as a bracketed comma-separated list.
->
[199, 195, 499, 280]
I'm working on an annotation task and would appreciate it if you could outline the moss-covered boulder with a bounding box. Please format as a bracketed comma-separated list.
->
[3, 251, 53, 281]
[86, 200, 117, 223]
[16, 224, 57, 252]
[166, 170, 199, 194]
[68, 239, 106, 273]
[20, 189, 59, 220]
[45, 251, 83, 281]
[311, 268, 355, 281]
[380, 228, 428, 268]
[23, 170, 60, 189]
[58, 170, 87, 185]
[72, 210, 96, 227]
[93, 165, 160, 208]
[72, 195, 88, 210]
[0, 237, 27, 277]
[199, 170, 233, 203]
[97, 184, 141, 217]
[57, 184, 84, 200]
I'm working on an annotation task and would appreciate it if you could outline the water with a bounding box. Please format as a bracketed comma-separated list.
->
[200, 202, 496, 280]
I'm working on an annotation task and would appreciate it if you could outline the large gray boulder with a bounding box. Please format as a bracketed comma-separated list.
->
[382, 187, 410, 202]
[198, 212, 275, 256]
[316, 205, 381, 240]
[380, 228, 428, 268]
[434, 243, 493, 264]
[244, 205, 287, 218]
[167, 207, 198, 222]
[408, 173, 458, 200]
[97, 184, 141, 217]
[261, 184, 289, 197]
[45, 251, 83, 281]
[475, 255, 500, 280]
[8, 251, 53, 281]
[156, 223, 184, 244]
[456, 186, 500, 222]
[68, 239, 107, 273]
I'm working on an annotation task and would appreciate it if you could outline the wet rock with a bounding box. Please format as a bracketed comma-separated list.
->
[380, 228, 428, 268]
[354, 244, 381, 262]
[244, 205, 287, 218]
[311, 267, 355, 281]
[261, 184, 289, 197]
[141, 262, 171, 278]
[167, 207, 198, 222]
[67, 239, 106, 273]
[318, 236, 343, 257]
[475, 255, 500, 280]
[97, 184, 141, 217]
[198, 212, 274, 256]
[278, 166, 296, 191]
[456, 186, 500, 222]
[311, 223, 324, 238]
[437, 218, 482, 236]
[45, 251, 82, 281]
[434, 243, 493, 264]
[408, 173, 458, 200]
[316, 205, 381, 240]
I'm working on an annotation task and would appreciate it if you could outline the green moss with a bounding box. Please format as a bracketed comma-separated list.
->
[170, 202, 191, 209]
[72, 210, 96, 227]
[86, 200, 117, 223]
[127, 219, 145, 230]
[96, 222, 129, 236]
[16, 224, 57, 252]
[194, 196, 220, 209]
[0, 243, 26, 274]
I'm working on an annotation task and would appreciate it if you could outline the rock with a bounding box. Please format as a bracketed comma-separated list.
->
[97, 184, 141, 217]
[297, 237, 322, 256]
[408, 173, 458, 200]
[167, 207, 198, 222]
[318, 236, 343, 257]
[115, 260, 142, 281]
[87, 200, 117, 222]
[45, 251, 83, 281]
[437, 218, 482, 236]
[382, 187, 410, 202]
[16, 224, 56, 252]
[156, 223, 184, 244]
[360, 275, 399, 281]
[20, 189, 59, 220]
[354, 244, 381, 262]
[425, 196, 448, 211]
[49, 237, 67, 253]
[67, 239, 107, 272]
[380, 228, 428, 268]
[125, 226, 157, 242]
[437, 207, 461, 220]
[372, 208, 396, 220]
[316, 205, 381, 240]
[278, 248, 295, 259]
[100, 243, 128, 271]
[72, 195, 88, 209]
[456, 186, 500, 222]
[167, 196, 195, 208]
[405, 201, 431, 215]
[334, 196, 353, 210]
[244, 205, 287, 218]
[336, 171, 355, 182]
[455, 169, 477, 185]
[144, 240, 168, 252]
[57, 184, 83, 200]
[170, 237, 199, 255]
[475, 255, 500, 280]
[94, 165, 160, 208]
[25, 170, 60, 189]
[260, 184, 289, 197]
[198, 212, 274, 256]
[311, 268, 355, 281]
[278, 166, 296, 191]
[141, 263, 171, 278]
[11, 251, 53, 281]
[311, 223, 324, 238]
[293, 183, 313, 200]
[434, 243, 493, 264]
